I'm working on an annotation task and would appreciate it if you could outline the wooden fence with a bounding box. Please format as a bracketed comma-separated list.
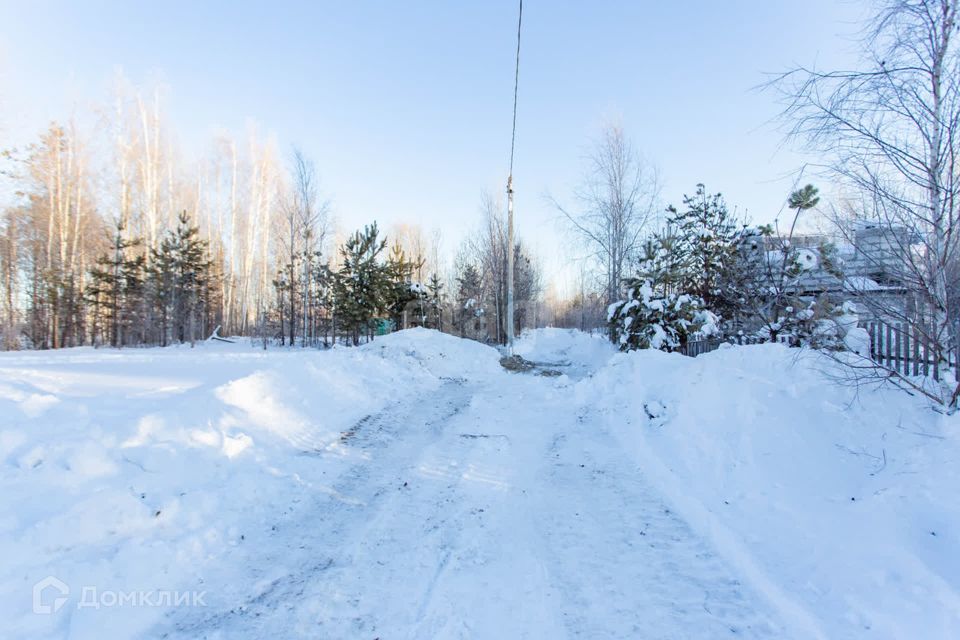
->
[679, 334, 770, 357]
[864, 320, 952, 380]
[679, 339, 721, 357]
[680, 320, 953, 381]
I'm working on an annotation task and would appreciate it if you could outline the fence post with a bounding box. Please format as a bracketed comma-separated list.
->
[931, 320, 940, 381]
[874, 322, 881, 362]
[893, 322, 903, 373]
[901, 324, 909, 376]
[912, 325, 920, 376]
[904, 325, 912, 376]
[874, 322, 882, 363]
[883, 324, 891, 368]
[901, 325, 909, 376]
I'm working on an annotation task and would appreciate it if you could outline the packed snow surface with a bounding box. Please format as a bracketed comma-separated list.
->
[1, 328, 957, 638]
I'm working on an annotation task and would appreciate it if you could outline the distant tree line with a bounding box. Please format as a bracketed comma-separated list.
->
[450, 192, 543, 345]
[0, 79, 546, 350]
[262, 221, 445, 348]
[86, 212, 218, 347]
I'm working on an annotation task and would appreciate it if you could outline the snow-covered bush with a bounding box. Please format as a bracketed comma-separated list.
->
[608, 278, 720, 352]
[760, 295, 860, 351]
[811, 299, 869, 354]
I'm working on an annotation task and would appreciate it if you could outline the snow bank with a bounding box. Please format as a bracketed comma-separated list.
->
[0, 329, 498, 639]
[362, 326, 502, 380]
[4, 326, 957, 638]
[577, 343, 960, 639]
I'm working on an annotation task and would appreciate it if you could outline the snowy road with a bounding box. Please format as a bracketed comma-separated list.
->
[147, 344, 785, 639]
[4, 329, 956, 639]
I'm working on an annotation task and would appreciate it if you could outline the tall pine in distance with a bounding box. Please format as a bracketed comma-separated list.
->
[334, 222, 389, 345]
[455, 262, 483, 338]
[86, 221, 145, 348]
[426, 273, 444, 330]
[384, 240, 424, 331]
[310, 258, 336, 347]
[148, 211, 214, 347]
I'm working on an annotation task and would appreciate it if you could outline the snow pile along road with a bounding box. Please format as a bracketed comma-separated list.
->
[577, 342, 960, 639]
[0, 328, 957, 639]
[0, 330, 498, 639]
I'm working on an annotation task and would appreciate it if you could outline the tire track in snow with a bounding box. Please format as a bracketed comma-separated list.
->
[149, 350, 798, 639]
[151, 378, 476, 639]
[528, 402, 788, 639]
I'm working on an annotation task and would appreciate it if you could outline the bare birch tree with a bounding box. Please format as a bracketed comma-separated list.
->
[550, 124, 660, 323]
[773, 0, 960, 405]
[276, 148, 329, 346]
[0, 207, 20, 348]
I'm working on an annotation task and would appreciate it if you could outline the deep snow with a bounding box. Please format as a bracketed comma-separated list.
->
[0, 328, 957, 638]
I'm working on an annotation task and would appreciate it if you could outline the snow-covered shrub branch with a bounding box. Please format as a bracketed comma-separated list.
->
[608, 277, 719, 352]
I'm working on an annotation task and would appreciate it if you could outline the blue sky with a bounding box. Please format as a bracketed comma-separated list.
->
[0, 1, 865, 292]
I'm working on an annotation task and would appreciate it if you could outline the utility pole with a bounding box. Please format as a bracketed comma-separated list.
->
[506, 176, 515, 351]
[505, 0, 522, 353]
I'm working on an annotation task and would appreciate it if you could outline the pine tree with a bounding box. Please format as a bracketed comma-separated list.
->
[608, 277, 719, 352]
[333, 223, 389, 345]
[267, 272, 290, 346]
[384, 240, 424, 330]
[86, 222, 145, 347]
[456, 262, 483, 337]
[664, 184, 743, 318]
[272, 269, 292, 346]
[148, 211, 212, 346]
[310, 258, 335, 346]
[202, 248, 223, 341]
[426, 273, 444, 330]
[636, 232, 685, 298]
